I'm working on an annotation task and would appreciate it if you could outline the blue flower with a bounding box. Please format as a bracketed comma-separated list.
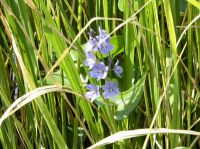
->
[98, 27, 110, 43]
[84, 52, 96, 69]
[85, 37, 98, 52]
[89, 62, 108, 81]
[96, 27, 114, 55]
[102, 81, 120, 99]
[85, 84, 100, 102]
[97, 39, 114, 55]
[114, 60, 123, 78]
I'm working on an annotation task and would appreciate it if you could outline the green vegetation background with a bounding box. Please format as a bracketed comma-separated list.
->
[0, 0, 200, 148]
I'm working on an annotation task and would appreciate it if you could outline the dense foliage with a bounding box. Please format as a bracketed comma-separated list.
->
[0, 0, 200, 148]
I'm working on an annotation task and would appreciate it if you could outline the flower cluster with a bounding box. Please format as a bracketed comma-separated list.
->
[84, 27, 123, 102]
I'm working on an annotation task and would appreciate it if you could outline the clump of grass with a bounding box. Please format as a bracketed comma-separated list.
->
[0, 0, 200, 149]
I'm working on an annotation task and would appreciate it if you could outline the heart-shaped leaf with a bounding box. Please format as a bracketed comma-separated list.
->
[94, 74, 146, 121]
[114, 74, 146, 120]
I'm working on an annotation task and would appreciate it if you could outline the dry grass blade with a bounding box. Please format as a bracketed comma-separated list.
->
[87, 128, 200, 149]
[0, 85, 83, 125]
[177, 14, 200, 47]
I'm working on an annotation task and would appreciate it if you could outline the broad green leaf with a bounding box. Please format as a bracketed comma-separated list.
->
[94, 74, 146, 121]
[110, 35, 124, 57]
[114, 74, 146, 120]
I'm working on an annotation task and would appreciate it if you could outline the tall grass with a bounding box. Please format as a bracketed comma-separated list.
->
[0, 0, 200, 148]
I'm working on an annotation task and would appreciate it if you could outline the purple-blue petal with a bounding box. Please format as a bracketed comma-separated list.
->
[114, 60, 123, 78]
[84, 52, 96, 69]
[86, 84, 96, 90]
[86, 52, 95, 59]
[85, 38, 98, 52]
[115, 60, 119, 66]
[98, 43, 114, 55]
[102, 81, 119, 99]
[89, 62, 108, 80]
[98, 27, 110, 43]
[85, 84, 100, 102]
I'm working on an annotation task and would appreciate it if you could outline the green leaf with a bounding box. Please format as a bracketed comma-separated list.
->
[118, 0, 124, 12]
[118, 0, 138, 12]
[95, 74, 146, 106]
[110, 35, 124, 56]
[187, 0, 200, 9]
[70, 50, 79, 62]
[44, 71, 71, 87]
[114, 74, 146, 120]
